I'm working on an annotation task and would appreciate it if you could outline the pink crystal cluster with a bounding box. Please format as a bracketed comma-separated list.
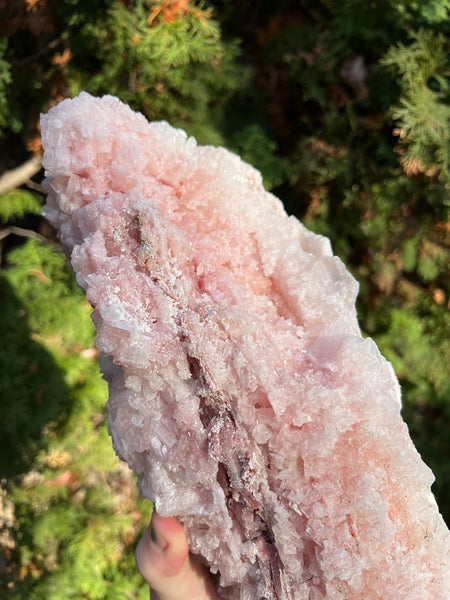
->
[41, 93, 450, 599]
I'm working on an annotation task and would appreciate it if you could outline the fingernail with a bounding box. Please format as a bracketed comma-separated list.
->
[150, 522, 167, 550]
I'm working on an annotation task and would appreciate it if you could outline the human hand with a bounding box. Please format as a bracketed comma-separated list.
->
[136, 512, 222, 600]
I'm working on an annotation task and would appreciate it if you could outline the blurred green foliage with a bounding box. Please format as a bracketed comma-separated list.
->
[383, 29, 450, 186]
[67, 0, 247, 143]
[1, 239, 151, 599]
[0, 38, 14, 133]
[0, 189, 42, 223]
[0, 0, 449, 597]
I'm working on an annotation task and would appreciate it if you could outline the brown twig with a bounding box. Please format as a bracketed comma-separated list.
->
[25, 180, 46, 194]
[0, 225, 48, 242]
[0, 156, 43, 196]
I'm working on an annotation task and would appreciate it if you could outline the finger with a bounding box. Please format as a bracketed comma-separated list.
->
[136, 512, 221, 600]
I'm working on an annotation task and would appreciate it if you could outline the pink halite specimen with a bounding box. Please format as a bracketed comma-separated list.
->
[41, 92, 450, 600]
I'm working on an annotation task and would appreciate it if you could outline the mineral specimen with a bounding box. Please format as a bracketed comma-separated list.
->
[41, 92, 450, 600]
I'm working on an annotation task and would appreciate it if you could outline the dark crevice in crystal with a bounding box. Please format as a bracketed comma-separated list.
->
[263, 527, 284, 600]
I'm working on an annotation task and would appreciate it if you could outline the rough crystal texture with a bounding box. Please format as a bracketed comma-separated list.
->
[41, 92, 450, 600]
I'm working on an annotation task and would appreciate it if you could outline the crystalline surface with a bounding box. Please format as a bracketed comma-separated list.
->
[41, 92, 450, 599]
